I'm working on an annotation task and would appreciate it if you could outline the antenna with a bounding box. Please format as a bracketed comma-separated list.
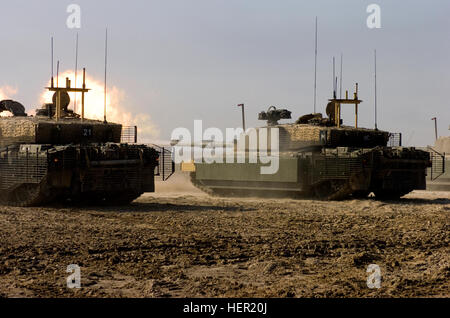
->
[374, 49, 378, 130]
[406, 130, 415, 146]
[335, 76, 338, 99]
[339, 53, 343, 99]
[56, 60, 59, 87]
[332, 56, 336, 98]
[313, 16, 318, 113]
[74, 33, 79, 112]
[82, 68, 86, 121]
[51, 37, 54, 88]
[104, 28, 108, 123]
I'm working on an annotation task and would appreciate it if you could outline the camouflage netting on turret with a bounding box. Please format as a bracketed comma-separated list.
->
[0, 117, 122, 147]
[0, 118, 36, 147]
[281, 125, 322, 142]
[278, 124, 390, 150]
[277, 124, 323, 151]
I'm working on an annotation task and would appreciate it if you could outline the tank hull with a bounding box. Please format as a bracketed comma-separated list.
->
[0, 143, 158, 206]
[188, 147, 430, 200]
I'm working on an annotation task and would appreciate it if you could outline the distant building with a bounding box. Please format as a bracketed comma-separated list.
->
[434, 126, 449, 154]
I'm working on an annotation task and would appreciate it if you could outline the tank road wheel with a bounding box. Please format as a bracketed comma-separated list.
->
[0, 183, 50, 207]
[313, 180, 352, 201]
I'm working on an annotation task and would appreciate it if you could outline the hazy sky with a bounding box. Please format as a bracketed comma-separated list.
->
[0, 0, 449, 146]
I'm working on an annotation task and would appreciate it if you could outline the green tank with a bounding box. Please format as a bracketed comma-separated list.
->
[0, 75, 172, 206]
[186, 86, 431, 200]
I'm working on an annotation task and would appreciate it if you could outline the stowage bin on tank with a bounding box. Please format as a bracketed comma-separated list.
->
[186, 84, 431, 200]
[0, 73, 172, 206]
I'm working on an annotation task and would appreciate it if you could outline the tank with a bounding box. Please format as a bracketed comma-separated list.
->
[0, 73, 172, 206]
[184, 84, 431, 200]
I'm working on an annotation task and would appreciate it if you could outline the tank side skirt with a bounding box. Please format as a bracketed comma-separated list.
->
[190, 147, 430, 200]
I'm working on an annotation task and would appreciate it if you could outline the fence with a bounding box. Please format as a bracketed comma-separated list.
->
[428, 147, 445, 181]
[152, 145, 175, 181]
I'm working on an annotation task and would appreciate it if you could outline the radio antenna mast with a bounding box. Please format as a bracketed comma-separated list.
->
[332, 56, 336, 98]
[335, 76, 338, 99]
[339, 53, 343, 99]
[56, 60, 59, 87]
[51, 37, 54, 88]
[374, 49, 378, 130]
[313, 16, 318, 113]
[74, 33, 79, 112]
[104, 28, 108, 123]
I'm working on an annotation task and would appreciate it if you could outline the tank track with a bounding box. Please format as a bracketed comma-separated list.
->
[312, 180, 353, 201]
[373, 189, 411, 200]
[0, 181, 143, 207]
[190, 172, 355, 200]
[77, 190, 143, 205]
[189, 174, 412, 201]
[0, 179, 56, 207]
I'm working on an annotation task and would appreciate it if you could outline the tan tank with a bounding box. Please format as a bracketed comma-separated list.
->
[186, 84, 431, 200]
[0, 71, 173, 206]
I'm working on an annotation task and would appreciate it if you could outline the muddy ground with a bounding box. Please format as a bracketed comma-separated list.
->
[0, 173, 448, 298]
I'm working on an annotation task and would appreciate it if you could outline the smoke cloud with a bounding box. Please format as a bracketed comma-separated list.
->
[0, 85, 18, 100]
[40, 71, 160, 141]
